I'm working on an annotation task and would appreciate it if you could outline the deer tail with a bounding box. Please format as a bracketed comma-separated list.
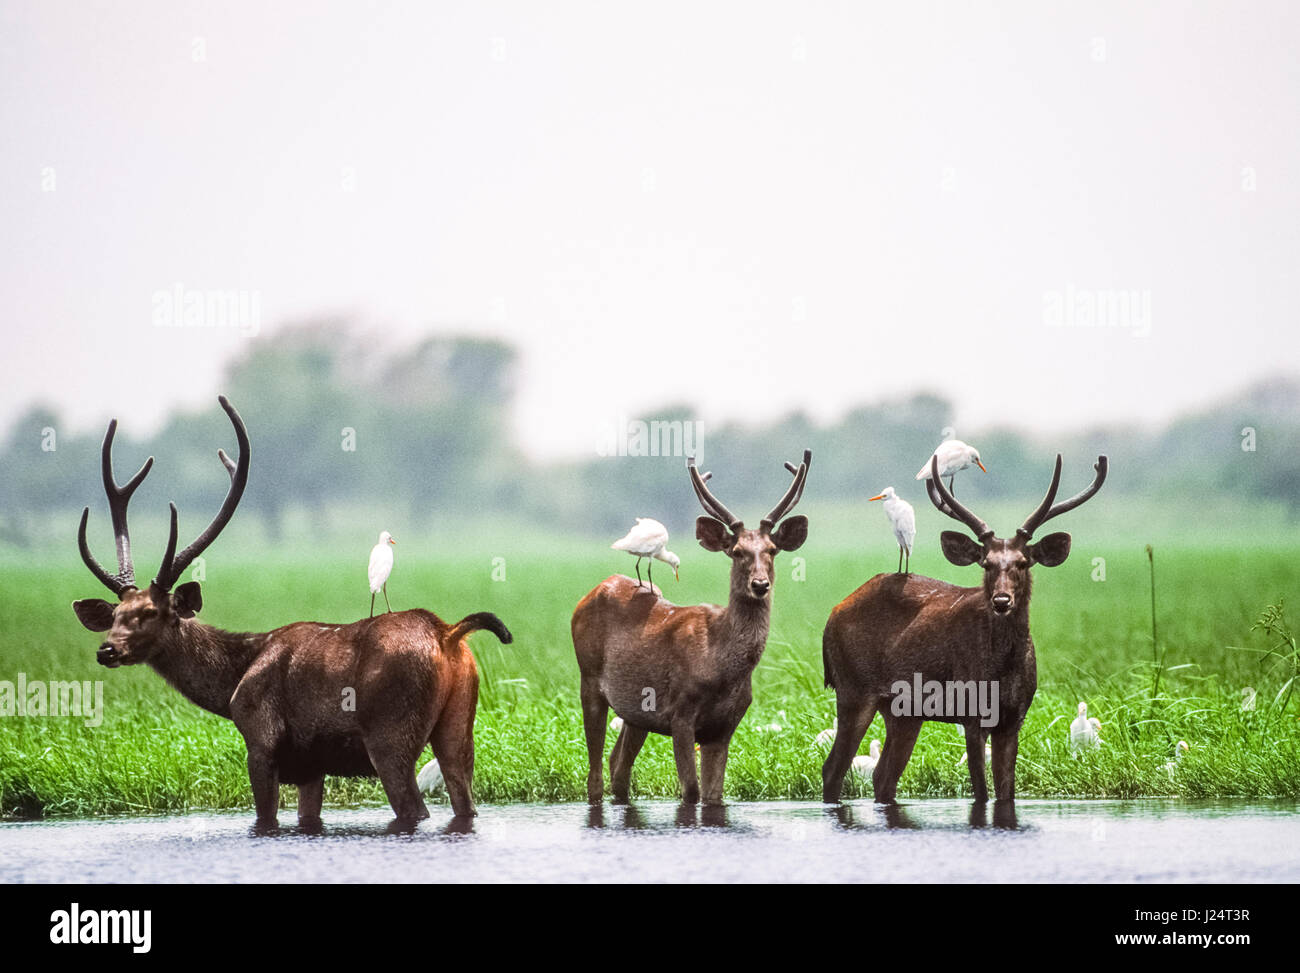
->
[446, 612, 513, 646]
[822, 624, 836, 689]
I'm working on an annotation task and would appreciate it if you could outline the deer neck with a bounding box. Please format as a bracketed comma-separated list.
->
[719, 593, 772, 671]
[147, 620, 269, 718]
[987, 582, 1032, 666]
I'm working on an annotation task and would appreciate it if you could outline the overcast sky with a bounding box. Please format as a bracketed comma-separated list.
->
[2, 1, 1296, 458]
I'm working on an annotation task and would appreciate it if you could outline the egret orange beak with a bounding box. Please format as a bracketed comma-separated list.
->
[976, 461, 987, 473]
[868, 494, 885, 502]
[674, 567, 679, 581]
[389, 538, 397, 544]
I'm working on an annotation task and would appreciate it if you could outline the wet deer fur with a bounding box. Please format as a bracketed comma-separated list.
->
[821, 453, 1106, 806]
[573, 450, 810, 806]
[71, 396, 511, 829]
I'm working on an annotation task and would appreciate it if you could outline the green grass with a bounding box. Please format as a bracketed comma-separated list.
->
[2, 540, 1299, 817]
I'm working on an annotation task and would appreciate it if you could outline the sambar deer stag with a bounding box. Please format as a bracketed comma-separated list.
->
[71, 396, 512, 830]
[572, 450, 811, 806]
[821, 452, 1107, 806]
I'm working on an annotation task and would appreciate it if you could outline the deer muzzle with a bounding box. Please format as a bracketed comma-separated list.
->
[97, 643, 123, 667]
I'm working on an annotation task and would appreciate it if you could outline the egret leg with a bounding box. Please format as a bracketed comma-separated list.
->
[370, 592, 376, 618]
[634, 558, 643, 588]
[905, 549, 910, 574]
[383, 584, 392, 613]
[897, 547, 903, 574]
[948, 474, 955, 495]
[647, 560, 654, 590]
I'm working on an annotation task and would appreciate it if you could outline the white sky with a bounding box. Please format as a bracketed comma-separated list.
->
[2, 0, 1297, 458]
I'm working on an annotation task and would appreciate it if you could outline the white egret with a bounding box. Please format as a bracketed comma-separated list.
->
[757, 709, 787, 733]
[956, 736, 993, 768]
[417, 758, 444, 796]
[611, 517, 679, 590]
[1241, 686, 1257, 711]
[851, 739, 883, 776]
[869, 487, 916, 573]
[915, 439, 986, 495]
[1068, 702, 1102, 754]
[1164, 739, 1190, 777]
[815, 718, 838, 747]
[368, 530, 396, 617]
[610, 716, 624, 733]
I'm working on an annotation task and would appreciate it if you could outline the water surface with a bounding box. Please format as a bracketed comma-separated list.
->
[3, 799, 1297, 883]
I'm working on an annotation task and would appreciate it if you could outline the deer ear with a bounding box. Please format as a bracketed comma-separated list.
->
[771, 515, 808, 552]
[72, 599, 116, 632]
[696, 517, 732, 552]
[940, 531, 983, 566]
[172, 581, 203, 618]
[1028, 532, 1071, 567]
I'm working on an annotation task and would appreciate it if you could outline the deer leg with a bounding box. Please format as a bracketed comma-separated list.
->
[246, 748, 281, 830]
[964, 729, 989, 803]
[610, 723, 648, 804]
[990, 726, 1020, 804]
[580, 679, 609, 804]
[873, 718, 922, 804]
[671, 718, 700, 805]
[383, 584, 392, 613]
[700, 736, 733, 806]
[432, 697, 477, 819]
[367, 743, 430, 823]
[297, 776, 324, 829]
[822, 697, 876, 803]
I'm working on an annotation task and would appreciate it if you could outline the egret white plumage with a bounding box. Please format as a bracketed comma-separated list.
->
[1164, 739, 1190, 777]
[611, 517, 679, 590]
[1241, 686, 1257, 711]
[757, 709, 787, 733]
[956, 736, 993, 768]
[915, 439, 986, 495]
[368, 530, 396, 617]
[869, 487, 916, 573]
[416, 758, 444, 795]
[610, 716, 624, 734]
[815, 718, 838, 747]
[851, 739, 883, 776]
[1068, 701, 1102, 754]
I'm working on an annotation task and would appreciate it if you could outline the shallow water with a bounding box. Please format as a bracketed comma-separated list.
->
[3, 799, 1298, 883]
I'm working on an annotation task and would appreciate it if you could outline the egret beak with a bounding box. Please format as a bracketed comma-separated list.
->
[868, 494, 885, 502]
[389, 538, 397, 544]
[976, 461, 987, 473]
[673, 567, 679, 581]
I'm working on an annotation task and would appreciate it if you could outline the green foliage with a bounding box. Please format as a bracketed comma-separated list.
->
[3, 545, 1298, 817]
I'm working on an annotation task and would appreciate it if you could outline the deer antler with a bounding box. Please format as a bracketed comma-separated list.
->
[154, 396, 251, 590]
[687, 455, 743, 531]
[78, 419, 156, 597]
[926, 454, 993, 540]
[1018, 455, 1107, 539]
[760, 449, 811, 531]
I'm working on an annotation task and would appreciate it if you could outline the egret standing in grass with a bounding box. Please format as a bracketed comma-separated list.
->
[368, 530, 396, 617]
[851, 739, 883, 777]
[1164, 740, 1190, 778]
[916, 439, 986, 495]
[1068, 701, 1102, 754]
[611, 517, 679, 590]
[869, 487, 916, 573]
[417, 758, 444, 796]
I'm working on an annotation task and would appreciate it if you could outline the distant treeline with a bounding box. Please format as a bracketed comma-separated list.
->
[3, 322, 1298, 546]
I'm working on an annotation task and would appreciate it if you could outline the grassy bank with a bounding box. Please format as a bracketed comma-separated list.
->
[2, 542, 1298, 817]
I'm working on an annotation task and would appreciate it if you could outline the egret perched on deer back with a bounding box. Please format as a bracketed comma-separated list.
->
[916, 439, 985, 495]
[368, 531, 396, 616]
[869, 486, 916, 573]
[611, 517, 679, 590]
